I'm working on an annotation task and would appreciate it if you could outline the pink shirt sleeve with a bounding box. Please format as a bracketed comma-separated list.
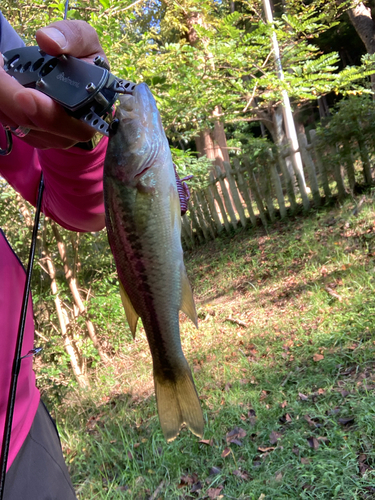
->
[0, 128, 106, 232]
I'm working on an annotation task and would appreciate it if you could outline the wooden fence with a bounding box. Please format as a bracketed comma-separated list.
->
[180, 129, 374, 249]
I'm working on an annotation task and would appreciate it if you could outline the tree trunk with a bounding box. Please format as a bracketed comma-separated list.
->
[348, 3, 375, 90]
[50, 222, 110, 364]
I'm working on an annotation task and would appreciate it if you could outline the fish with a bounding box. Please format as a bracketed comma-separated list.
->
[103, 83, 204, 442]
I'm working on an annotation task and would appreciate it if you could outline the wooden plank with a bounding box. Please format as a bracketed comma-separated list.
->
[285, 139, 310, 210]
[188, 201, 205, 244]
[277, 145, 297, 212]
[196, 190, 216, 239]
[309, 129, 331, 199]
[341, 142, 356, 192]
[191, 191, 211, 241]
[357, 136, 373, 185]
[232, 157, 257, 226]
[209, 171, 231, 233]
[268, 150, 287, 219]
[242, 157, 268, 228]
[298, 133, 321, 207]
[333, 144, 347, 200]
[181, 215, 194, 248]
[215, 165, 237, 229]
[259, 160, 276, 223]
[223, 161, 247, 228]
[204, 185, 223, 233]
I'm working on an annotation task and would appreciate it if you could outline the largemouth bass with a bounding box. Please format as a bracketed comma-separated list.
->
[103, 83, 204, 442]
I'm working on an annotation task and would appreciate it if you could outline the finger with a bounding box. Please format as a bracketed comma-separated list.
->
[36, 20, 107, 62]
[18, 129, 77, 150]
[14, 89, 95, 142]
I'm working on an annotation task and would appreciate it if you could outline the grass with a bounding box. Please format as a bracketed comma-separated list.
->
[44, 193, 375, 499]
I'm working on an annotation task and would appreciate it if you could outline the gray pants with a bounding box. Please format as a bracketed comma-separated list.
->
[4, 400, 77, 500]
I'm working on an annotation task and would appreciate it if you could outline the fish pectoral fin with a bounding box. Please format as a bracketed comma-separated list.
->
[180, 269, 198, 328]
[119, 281, 139, 338]
[154, 366, 204, 442]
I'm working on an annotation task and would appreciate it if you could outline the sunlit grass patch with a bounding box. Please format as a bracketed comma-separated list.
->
[48, 195, 375, 499]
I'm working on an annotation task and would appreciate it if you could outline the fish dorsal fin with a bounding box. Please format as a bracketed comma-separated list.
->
[119, 281, 139, 338]
[180, 269, 198, 328]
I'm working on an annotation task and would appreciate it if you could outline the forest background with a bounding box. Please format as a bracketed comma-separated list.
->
[1, 0, 375, 498]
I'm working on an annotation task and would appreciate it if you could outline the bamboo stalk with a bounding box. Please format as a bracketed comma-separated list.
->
[277, 145, 297, 212]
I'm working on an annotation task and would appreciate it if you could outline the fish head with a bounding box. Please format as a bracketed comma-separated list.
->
[105, 83, 167, 186]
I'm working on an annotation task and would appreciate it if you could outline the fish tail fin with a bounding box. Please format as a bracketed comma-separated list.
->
[154, 366, 204, 442]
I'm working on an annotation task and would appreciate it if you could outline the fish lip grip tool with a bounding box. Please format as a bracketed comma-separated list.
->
[2, 45, 136, 136]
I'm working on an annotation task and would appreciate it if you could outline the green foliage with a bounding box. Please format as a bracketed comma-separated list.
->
[171, 148, 213, 189]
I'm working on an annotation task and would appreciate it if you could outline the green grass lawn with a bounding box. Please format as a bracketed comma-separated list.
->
[47, 194, 375, 499]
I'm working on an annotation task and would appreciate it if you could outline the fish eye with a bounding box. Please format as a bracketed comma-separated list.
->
[109, 118, 120, 136]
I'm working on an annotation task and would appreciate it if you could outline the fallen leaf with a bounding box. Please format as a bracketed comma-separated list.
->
[307, 437, 319, 450]
[313, 353, 324, 362]
[299, 392, 309, 401]
[232, 469, 250, 481]
[280, 400, 287, 408]
[127, 451, 133, 460]
[199, 439, 213, 446]
[209, 466, 221, 476]
[226, 427, 247, 445]
[258, 446, 275, 453]
[191, 481, 202, 493]
[304, 415, 318, 428]
[221, 447, 231, 458]
[292, 446, 299, 456]
[207, 486, 223, 499]
[301, 457, 310, 465]
[269, 431, 283, 445]
[338, 416, 355, 426]
[275, 472, 283, 482]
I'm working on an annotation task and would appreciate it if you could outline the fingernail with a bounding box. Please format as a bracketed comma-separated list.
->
[39, 27, 67, 49]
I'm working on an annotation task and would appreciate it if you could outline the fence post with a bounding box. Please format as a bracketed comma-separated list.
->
[357, 135, 373, 185]
[188, 200, 205, 244]
[242, 157, 268, 228]
[259, 159, 276, 223]
[196, 190, 216, 239]
[285, 139, 310, 210]
[204, 185, 223, 234]
[310, 129, 331, 199]
[215, 165, 238, 229]
[191, 191, 212, 242]
[333, 144, 347, 200]
[298, 132, 321, 207]
[209, 171, 232, 234]
[268, 151, 287, 219]
[223, 161, 247, 228]
[232, 157, 257, 226]
[341, 142, 356, 192]
[181, 214, 194, 248]
[277, 146, 297, 212]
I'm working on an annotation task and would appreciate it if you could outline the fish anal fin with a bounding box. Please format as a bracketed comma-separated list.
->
[180, 269, 198, 328]
[119, 281, 139, 338]
[154, 367, 204, 442]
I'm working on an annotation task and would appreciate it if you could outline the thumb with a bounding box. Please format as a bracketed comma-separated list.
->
[36, 20, 103, 60]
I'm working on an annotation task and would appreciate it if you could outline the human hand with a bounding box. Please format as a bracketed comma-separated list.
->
[0, 20, 108, 150]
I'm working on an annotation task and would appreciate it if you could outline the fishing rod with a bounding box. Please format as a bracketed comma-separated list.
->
[0, 2, 69, 497]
